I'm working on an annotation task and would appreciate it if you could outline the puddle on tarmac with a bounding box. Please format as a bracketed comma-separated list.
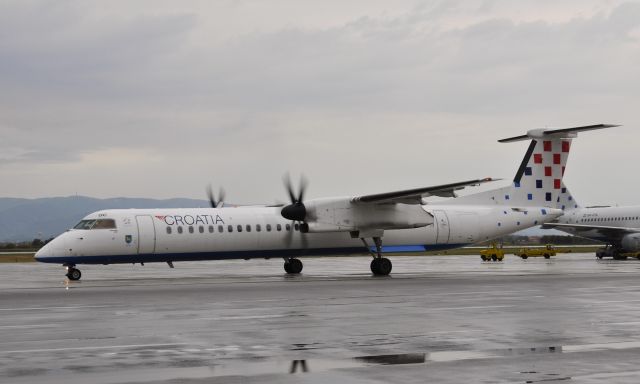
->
[24, 340, 640, 379]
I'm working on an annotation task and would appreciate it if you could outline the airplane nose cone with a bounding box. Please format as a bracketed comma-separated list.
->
[34, 246, 50, 262]
[34, 235, 66, 263]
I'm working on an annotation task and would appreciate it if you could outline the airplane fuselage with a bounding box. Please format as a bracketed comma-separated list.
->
[36, 204, 559, 266]
[554, 206, 640, 246]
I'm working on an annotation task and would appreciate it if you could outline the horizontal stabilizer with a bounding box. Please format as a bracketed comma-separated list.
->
[499, 124, 620, 143]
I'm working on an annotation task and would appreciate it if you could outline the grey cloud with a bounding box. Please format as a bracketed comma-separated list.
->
[0, 1, 638, 204]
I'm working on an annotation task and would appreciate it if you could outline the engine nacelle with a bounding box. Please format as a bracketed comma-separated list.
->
[302, 197, 434, 233]
[621, 233, 640, 252]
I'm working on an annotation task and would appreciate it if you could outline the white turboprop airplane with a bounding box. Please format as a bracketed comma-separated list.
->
[35, 125, 611, 280]
[543, 177, 640, 260]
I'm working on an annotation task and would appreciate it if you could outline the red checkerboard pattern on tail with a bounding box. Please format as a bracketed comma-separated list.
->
[515, 138, 572, 207]
[451, 124, 618, 207]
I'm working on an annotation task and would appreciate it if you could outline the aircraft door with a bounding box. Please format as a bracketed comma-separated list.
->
[433, 210, 450, 244]
[136, 215, 156, 254]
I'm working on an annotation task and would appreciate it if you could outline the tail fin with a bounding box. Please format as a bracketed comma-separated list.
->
[557, 181, 581, 211]
[454, 124, 618, 207]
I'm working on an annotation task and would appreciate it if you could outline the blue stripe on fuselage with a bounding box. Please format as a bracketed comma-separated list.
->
[35, 243, 469, 265]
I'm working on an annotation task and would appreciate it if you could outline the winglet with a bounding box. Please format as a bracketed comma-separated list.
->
[498, 124, 620, 143]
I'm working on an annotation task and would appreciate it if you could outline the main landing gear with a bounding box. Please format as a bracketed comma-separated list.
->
[65, 265, 82, 281]
[363, 236, 392, 276]
[284, 258, 303, 274]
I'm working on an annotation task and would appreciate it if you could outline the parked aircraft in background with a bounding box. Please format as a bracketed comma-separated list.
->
[544, 180, 640, 259]
[35, 125, 614, 280]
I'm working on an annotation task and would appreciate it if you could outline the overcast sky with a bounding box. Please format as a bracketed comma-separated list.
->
[1, 0, 639, 206]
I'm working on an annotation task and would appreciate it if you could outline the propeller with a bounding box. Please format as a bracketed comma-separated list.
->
[281, 174, 307, 221]
[207, 185, 226, 208]
[281, 174, 309, 248]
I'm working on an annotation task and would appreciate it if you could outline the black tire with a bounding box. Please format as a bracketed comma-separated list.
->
[285, 258, 303, 274]
[544, 254, 550, 259]
[374, 258, 392, 276]
[521, 255, 528, 259]
[491, 254, 497, 261]
[66, 268, 82, 281]
[370, 258, 381, 274]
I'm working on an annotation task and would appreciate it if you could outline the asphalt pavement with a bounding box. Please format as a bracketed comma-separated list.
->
[2, 254, 640, 383]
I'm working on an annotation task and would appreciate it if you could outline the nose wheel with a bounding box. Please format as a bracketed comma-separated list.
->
[65, 266, 82, 281]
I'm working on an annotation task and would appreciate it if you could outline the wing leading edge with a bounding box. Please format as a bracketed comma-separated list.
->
[351, 178, 498, 205]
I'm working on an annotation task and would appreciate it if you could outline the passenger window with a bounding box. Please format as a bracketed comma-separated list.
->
[277, 224, 282, 231]
[199, 226, 204, 233]
[209, 225, 214, 233]
[256, 224, 261, 232]
[294, 223, 299, 231]
[237, 225, 243, 232]
[189, 226, 194, 234]
[228, 225, 233, 233]
[246, 225, 251, 232]
[178, 226, 183, 234]
[166, 226, 172, 234]
[286, 224, 291, 231]
[266, 224, 272, 232]
[218, 225, 224, 233]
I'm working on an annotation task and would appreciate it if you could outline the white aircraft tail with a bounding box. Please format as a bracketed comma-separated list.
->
[557, 181, 581, 211]
[454, 124, 618, 207]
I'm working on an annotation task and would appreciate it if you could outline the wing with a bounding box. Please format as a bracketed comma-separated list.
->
[351, 178, 498, 205]
[542, 223, 640, 242]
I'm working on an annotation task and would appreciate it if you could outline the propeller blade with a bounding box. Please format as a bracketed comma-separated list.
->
[300, 228, 308, 249]
[218, 187, 226, 208]
[284, 221, 294, 247]
[206, 185, 216, 208]
[283, 173, 296, 204]
[207, 185, 226, 208]
[298, 175, 307, 203]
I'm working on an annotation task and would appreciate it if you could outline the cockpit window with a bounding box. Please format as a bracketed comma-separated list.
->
[73, 219, 116, 230]
[93, 219, 116, 229]
[74, 220, 96, 229]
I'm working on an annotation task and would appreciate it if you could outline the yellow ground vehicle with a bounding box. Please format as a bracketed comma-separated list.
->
[480, 243, 505, 262]
[518, 244, 556, 259]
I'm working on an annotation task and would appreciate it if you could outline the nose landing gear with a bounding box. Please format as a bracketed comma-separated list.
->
[65, 265, 82, 281]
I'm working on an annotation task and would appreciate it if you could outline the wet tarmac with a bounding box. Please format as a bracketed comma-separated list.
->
[3, 254, 640, 383]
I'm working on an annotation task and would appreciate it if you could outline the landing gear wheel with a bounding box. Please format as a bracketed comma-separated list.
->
[284, 258, 303, 274]
[66, 267, 82, 281]
[370, 258, 392, 276]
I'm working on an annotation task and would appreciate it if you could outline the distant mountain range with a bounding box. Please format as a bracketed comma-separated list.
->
[0, 196, 562, 242]
[0, 196, 210, 242]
